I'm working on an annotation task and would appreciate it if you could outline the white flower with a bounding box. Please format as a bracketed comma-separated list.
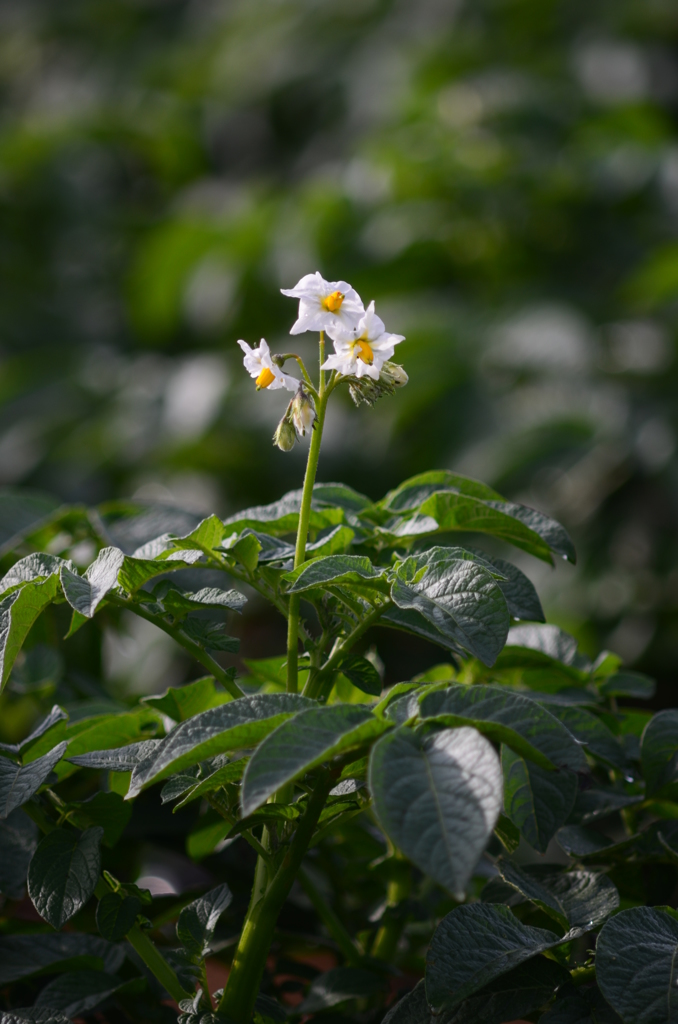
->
[320, 301, 405, 381]
[281, 271, 364, 336]
[238, 339, 297, 391]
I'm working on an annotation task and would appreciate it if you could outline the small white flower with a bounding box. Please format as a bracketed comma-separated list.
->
[321, 301, 405, 381]
[281, 271, 364, 336]
[238, 339, 298, 391]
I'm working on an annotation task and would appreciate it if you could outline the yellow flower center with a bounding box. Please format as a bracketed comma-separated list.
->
[255, 366, 276, 389]
[354, 339, 374, 365]
[322, 290, 344, 313]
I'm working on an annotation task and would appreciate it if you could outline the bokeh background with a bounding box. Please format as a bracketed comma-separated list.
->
[2, 0, 678, 707]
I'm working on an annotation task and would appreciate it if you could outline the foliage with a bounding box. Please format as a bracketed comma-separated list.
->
[0, 299, 675, 1024]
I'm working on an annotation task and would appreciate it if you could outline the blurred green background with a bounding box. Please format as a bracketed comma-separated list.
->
[2, 0, 678, 709]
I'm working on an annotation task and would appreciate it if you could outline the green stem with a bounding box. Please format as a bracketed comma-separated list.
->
[297, 867, 363, 964]
[304, 602, 390, 701]
[371, 853, 410, 963]
[286, 331, 328, 695]
[218, 770, 336, 1023]
[127, 922, 191, 1004]
[108, 592, 244, 699]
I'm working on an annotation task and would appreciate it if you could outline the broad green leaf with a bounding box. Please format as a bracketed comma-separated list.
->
[27, 709, 161, 776]
[0, 808, 38, 898]
[598, 671, 656, 700]
[335, 655, 382, 696]
[0, 490, 63, 557]
[297, 967, 385, 1013]
[68, 738, 162, 771]
[127, 693, 314, 796]
[381, 471, 503, 512]
[96, 891, 141, 940]
[312, 482, 372, 513]
[161, 766, 201, 803]
[28, 826, 103, 929]
[420, 685, 587, 772]
[283, 554, 385, 593]
[180, 618, 240, 652]
[177, 882, 232, 960]
[556, 823, 674, 862]
[241, 705, 387, 815]
[0, 575, 61, 690]
[60, 547, 125, 618]
[0, 933, 124, 984]
[173, 758, 247, 811]
[498, 624, 589, 671]
[369, 726, 502, 899]
[502, 746, 578, 853]
[0, 704, 68, 755]
[158, 583, 246, 614]
[641, 710, 678, 796]
[132, 514, 225, 559]
[539, 987, 623, 1024]
[489, 556, 545, 622]
[425, 902, 571, 1011]
[223, 489, 344, 537]
[596, 907, 678, 1024]
[540, 705, 628, 772]
[0, 553, 71, 597]
[141, 676, 224, 721]
[381, 604, 466, 656]
[186, 811, 230, 861]
[0, 742, 67, 818]
[117, 550, 204, 593]
[391, 560, 509, 665]
[494, 813, 520, 853]
[226, 803, 301, 839]
[70, 791, 132, 847]
[384, 960, 567, 1024]
[34, 970, 143, 1017]
[569, 785, 644, 825]
[496, 859, 618, 931]
[229, 532, 261, 571]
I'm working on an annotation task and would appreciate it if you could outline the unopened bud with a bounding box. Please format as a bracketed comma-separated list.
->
[381, 361, 408, 387]
[273, 404, 296, 452]
[291, 383, 317, 438]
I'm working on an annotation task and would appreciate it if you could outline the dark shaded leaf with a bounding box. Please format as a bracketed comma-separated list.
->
[283, 554, 386, 593]
[0, 808, 38, 898]
[223, 489, 344, 536]
[0, 742, 67, 818]
[496, 859, 618, 930]
[297, 967, 385, 1013]
[596, 907, 678, 1024]
[335, 654, 382, 696]
[0, 489, 63, 557]
[0, 576, 61, 690]
[68, 738, 162, 771]
[34, 969, 143, 1017]
[598, 671, 656, 700]
[502, 746, 578, 853]
[242, 705, 386, 815]
[28, 826, 103, 929]
[173, 758, 247, 811]
[141, 676, 223, 721]
[0, 705, 68, 755]
[180, 618, 240, 652]
[71, 791, 132, 846]
[177, 882, 232, 959]
[641, 710, 678, 797]
[544, 705, 629, 772]
[96, 891, 141, 940]
[0, 933, 124, 984]
[488, 556, 545, 622]
[369, 726, 502, 899]
[381, 604, 466, 656]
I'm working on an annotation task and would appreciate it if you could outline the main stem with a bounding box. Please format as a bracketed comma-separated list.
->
[286, 331, 327, 695]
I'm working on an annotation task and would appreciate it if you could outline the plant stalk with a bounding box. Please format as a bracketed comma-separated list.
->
[297, 867, 363, 964]
[217, 770, 336, 1023]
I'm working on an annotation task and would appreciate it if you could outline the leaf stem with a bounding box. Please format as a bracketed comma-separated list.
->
[108, 592, 244, 699]
[304, 602, 390, 700]
[127, 921, 192, 1004]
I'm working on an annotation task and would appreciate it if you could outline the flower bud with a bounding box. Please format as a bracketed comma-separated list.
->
[273, 404, 296, 452]
[381, 361, 408, 387]
[291, 383, 317, 437]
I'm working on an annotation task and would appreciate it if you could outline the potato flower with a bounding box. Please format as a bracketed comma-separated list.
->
[281, 272, 364, 336]
[238, 338, 297, 391]
[321, 301, 405, 380]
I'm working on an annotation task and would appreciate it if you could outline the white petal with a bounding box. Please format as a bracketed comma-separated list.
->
[280, 271, 328, 299]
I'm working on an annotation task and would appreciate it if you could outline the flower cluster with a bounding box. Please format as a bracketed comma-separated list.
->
[237, 272, 406, 450]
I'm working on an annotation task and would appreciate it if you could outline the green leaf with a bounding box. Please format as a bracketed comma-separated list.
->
[68, 738, 162, 771]
[539, 986, 623, 1024]
[598, 671, 656, 699]
[381, 604, 466, 656]
[229, 532, 261, 572]
[283, 554, 385, 593]
[382, 471, 503, 511]
[0, 575, 61, 690]
[154, 582, 247, 616]
[0, 704, 68, 756]
[502, 746, 578, 853]
[177, 882, 232, 960]
[0, 489, 63, 557]
[335, 655, 382, 696]
[71, 791, 132, 847]
[28, 709, 161, 777]
[173, 757, 247, 810]
[498, 624, 588, 671]
[223, 489, 345, 537]
[641, 710, 678, 797]
[132, 513, 226, 559]
[127, 693, 314, 796]
[34, 970, 143, 1017]
[391, 560, 509, 666]
[0, 742, 67, 818]
[0, 808, 38, 898]
[60, 547, 125, 618]
[0, 553, 72, 597]
[496, 859, 618, 931]
[420, 685, 587, 772]
[180, 618, 240, 652]
[117, 551, 204, 594]
[488, 556, 545, 623]
[569, 785, 644, 825]
[186, 812, 230, 861]
[596, 907, 678, 1024]
[28, 826, 104, 929]
[425, 903, 570, 1011]
[297, 967, 385, 1013]
[494, 813, 520, 853]
[542, 705, 629, 772]
[0, 932, 124, 984]
[369, 726, 502, 899]
[96, 891, 141, 940]
[241, 705, 387, 815]
[141, 676, 224, 721]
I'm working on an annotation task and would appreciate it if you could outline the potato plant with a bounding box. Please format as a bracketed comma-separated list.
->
[0, 275, 676, 1024]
